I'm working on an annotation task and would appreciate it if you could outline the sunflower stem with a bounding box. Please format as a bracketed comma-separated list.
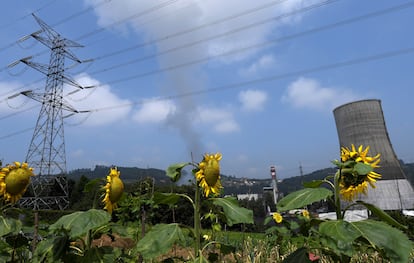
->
[334, 170, 343, 220]
[194, 183, 201, 257]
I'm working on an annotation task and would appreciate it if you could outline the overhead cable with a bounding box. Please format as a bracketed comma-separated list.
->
[83, 46, 414, 112]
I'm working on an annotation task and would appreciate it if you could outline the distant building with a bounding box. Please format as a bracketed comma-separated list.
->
[237, 193, 259, 201]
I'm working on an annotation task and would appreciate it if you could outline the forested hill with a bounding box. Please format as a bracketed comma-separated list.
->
[68, 165, 170, 185]
[67, 162, 414, 195]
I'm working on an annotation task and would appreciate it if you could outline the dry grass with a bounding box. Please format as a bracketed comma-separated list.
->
[152, 237, 413, 263]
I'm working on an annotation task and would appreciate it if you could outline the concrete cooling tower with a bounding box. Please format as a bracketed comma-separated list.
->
[333, 99, 414, 210]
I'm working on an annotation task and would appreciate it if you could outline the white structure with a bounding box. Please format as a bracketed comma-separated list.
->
[237, 193, 259, 201]
[263, 166, 279, 206]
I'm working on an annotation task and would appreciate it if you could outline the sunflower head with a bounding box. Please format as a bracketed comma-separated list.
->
[195, 153, 223, 197]
[272, 212, 283, 224]
[302, 210, 310, 219]
[102, 167, 124, 214]
[0, 162, 35, 204]
[338, 144, 381, 202]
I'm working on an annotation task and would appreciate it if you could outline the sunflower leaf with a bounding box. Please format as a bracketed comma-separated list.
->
[49, 209, 110, 239]
[302, 180, 325, 188]
[264, 216, 273, 225]
[211, 197, 254, 226]
[153, 192, 181, 205]
[277, 188, 333, 212]
[166, 162, 190, 182]
[352, 220, 413, 263]
[282, 247, 312, 263]
[84, 178, 102, 192]
[319, 220, 360, 257]
[135, 223, 186, 259]
[355, 201, 407, 229]
[353, 162, 373, 175]
[0, 216, 22, 236]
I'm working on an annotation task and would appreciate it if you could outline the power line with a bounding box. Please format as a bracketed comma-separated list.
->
[2, 46, 414, 139]
[2, 0, 413, 103]
[0, 0, 112, 55]
[91, 0, 295, 60]
[0, 0, 184, 78]
[1, 0, 335, 75]
[51, 0, 113, 28]
[76, 0, 182, 41]
[83, 46, 414, 112]
[0, 0, 57, 30]
[0, 127, 35, 140]
[2, 1, 414, 100]
[3, 0, 414, 104]
[0, 105, 40, 121]
[0, 0, 334, 99]
[88, 0, 414, 79]
[89, 0, 337, 63]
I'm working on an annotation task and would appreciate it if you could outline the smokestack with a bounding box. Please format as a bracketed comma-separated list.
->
[333, 99, 414, 210]
[270, 165, 279, 204]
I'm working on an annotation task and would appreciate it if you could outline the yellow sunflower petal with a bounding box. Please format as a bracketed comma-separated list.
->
[196, 153, 223, 198]
[102, 167, 124, 214]
[0, 162, 35, 203]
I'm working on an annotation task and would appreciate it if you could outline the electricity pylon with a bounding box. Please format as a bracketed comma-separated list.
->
[16, 14, 88, 210]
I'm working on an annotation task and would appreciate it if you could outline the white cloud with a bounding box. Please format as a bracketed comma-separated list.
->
[239, 54, 276, 76]
[65, 73, 132, 126]
[70, 149, 84, 158]
[85, 0, 310, 64]
[196, 107, 239, 133]
[282, 77, 358, 111]
[238, 89, 268, 112]
[132, 99, 176, 124]
[215, 119, 239, 133]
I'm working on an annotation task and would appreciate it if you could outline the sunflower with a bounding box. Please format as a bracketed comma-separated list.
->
[102, 167, 124, 214]
[302, 209, 310, 219]
[272, 212, 283, 223]
[0, 162, 35, 203]
[195, 153, 223, 197]
[339, 144, 381, 202]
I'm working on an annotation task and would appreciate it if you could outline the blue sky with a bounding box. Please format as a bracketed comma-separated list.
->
[1, 0, 413, 179]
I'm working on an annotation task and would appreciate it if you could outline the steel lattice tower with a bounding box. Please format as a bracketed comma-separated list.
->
[17, 14, 86, 210]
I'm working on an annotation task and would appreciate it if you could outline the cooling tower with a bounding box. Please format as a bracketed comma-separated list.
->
[333, 99, 414, 210]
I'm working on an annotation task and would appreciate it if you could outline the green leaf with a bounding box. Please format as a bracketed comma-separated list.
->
[354, 162, 373, 175]
[277, 188, 333, 212]
[0, 240, 12, 262]
[211, 197, 254, 226]
[84, 178, 102, 192]
[153, 192, 182, 205]
[49, 209, 111, 239]
[81, 247, 116, 263]
[166, 162, 190, 182]
[320, 220, 360, 243]
[264, 216, 273, 225]
[33, 236, 68, 263]
[219, 243, 235, 255]
[289, 221, 300, 230]
[331, 159, 341, 166]
[0, 216, 22, 236]
[352, 219, 413, 263]
[302, 180, 325, 188]
[355, 201, 407, 229]
[193, 255, 210, 263]
[135, 223, 186, 259]
[282, 247, 312, 263]
[33, 238, 56, 263]
[319, 220, 360, 257]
